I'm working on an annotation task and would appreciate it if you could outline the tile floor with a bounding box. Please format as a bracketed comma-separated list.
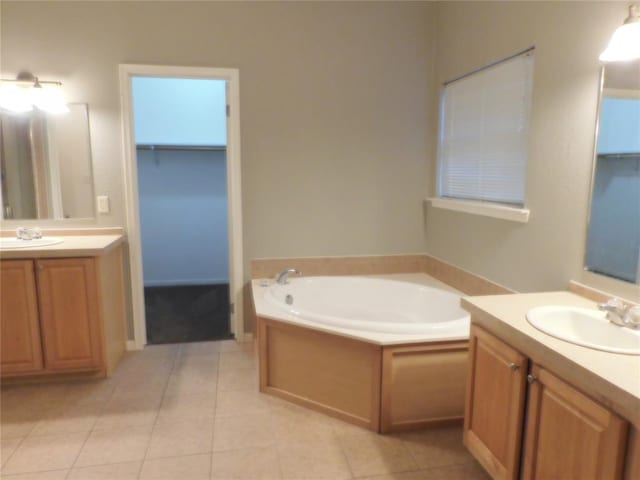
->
[0, 340, 489, 480]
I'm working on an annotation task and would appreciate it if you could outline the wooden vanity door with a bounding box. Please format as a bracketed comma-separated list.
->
[522, 364, 628, 480]
[464, 325, 528, 480]
[0, 260, 44, 375]
[36, 258, 103, 372]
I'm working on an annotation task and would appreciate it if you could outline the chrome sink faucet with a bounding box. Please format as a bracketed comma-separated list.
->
[275, 268, 302, 285]
[16, 227, 42, 240]
[598, 298, 640, 329]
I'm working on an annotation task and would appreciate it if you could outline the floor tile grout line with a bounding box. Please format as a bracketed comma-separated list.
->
[60, 428, 94, 480]
[401, 434, 424, 471]
[266, 390, 286, 480]
[2, 466, 71, 478]
[61, 459, 146, 477]
[0, 434, 28, 474]
[0, 429, 90, 478]
[136, 345, 181, 479]
[331, 427, 356, 480]
[210, 351, 221, 480]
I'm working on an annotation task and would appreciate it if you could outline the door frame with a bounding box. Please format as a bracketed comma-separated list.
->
[118, 64, 245, 349]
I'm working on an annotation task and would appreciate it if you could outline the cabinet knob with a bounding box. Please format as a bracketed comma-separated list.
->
[527, 374, 537, 384]
[509, 363, 520, 371]
[36, 263, 44, 271]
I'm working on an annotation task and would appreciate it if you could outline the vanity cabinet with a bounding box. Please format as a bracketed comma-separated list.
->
[0, 260, 44, 374]
[36, 258, 103, 371]
[465, 326, 629, 480]
[522, 363, 627, 479]
[463, 326, 528, 480]
[0, 243, 126, 378]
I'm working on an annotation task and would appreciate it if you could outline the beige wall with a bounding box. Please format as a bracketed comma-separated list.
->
[1, 1, 437, 333]
[426, 1, 639, 299]
[0, 1, 435, 260]
[3, 1, 637, 337]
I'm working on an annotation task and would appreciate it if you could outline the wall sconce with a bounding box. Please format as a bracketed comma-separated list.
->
[0, 72, 69, 114]
[600, 4, 640, 62]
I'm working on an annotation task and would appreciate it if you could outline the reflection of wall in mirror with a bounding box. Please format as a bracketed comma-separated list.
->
[587, 156, 640, 283]
[0, 115, 37, 218]
[598, 96, 640, 154]
[586, 63, 640, 284]
[49, 107, 94, 218]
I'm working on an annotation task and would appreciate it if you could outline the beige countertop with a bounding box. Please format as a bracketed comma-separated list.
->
[462, 291, 640, 429]
[0, 235, 125, 259]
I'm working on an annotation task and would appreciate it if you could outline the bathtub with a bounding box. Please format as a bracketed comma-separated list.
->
[253, 273, 471, 433]
[264, 275, 469, 336]
[254, 275, 470, 344]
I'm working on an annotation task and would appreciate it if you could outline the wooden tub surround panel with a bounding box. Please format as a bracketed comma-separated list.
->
[380, 341, 468, 433]
[257, 316, 469, 433]
[258, 317, 382, 430]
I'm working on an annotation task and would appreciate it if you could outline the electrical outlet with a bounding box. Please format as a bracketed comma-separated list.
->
[97, 195, 110, 214]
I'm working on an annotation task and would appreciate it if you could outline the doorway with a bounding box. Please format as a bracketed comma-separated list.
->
[119, 65, 244, 349]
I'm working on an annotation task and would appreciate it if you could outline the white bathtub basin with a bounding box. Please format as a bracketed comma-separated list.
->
[0, 237, 64, 249]
[263, 276, 470, 337]
[526, 305, 640, 355]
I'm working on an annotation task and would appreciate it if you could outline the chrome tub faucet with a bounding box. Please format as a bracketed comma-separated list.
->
[276, 269, 302, 285]
[598, 298, 640, 329]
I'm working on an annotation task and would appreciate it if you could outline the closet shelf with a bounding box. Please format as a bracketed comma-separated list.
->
[137, 144, 226, 152]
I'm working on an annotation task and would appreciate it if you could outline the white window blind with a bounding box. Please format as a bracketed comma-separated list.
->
[438, 50, 535, 206]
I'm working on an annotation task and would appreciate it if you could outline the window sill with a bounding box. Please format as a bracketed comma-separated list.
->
[427, 197, 530, 223]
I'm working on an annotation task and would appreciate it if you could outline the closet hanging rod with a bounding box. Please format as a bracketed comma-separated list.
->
[136, 144, 227, 152]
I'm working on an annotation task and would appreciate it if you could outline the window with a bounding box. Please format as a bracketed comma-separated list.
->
[434, 49, 535, 221]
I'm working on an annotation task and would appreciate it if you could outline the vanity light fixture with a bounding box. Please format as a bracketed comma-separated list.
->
[600, 4, 640, 62]
[0, 72, 69, 114]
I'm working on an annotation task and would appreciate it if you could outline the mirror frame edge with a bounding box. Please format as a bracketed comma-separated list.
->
[581, 66, 606, 276]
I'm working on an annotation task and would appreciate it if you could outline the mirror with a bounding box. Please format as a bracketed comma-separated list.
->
[585, 60, 640, 284]
[0, 104, 94, 220]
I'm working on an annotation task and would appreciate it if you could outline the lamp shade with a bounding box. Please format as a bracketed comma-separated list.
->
[0, 83, 33, 113]
[600, 22, 640, 62]
[29, 83, 70, 114]
[600, 5, 640, 62]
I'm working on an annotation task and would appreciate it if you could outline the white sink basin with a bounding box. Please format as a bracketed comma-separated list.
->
[0, 237, 64, 250]
[526, 306, 640, 355]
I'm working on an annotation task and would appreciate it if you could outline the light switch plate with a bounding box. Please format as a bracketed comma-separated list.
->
[97, 195, 110, 214]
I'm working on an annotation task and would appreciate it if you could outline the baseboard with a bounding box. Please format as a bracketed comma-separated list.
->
[236, 332, 254, 343]
[126, 335, 250, 349]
